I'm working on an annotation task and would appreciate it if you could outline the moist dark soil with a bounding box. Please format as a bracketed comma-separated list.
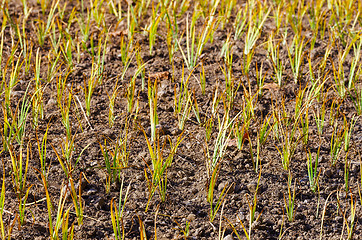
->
[1, 1, 362, 240]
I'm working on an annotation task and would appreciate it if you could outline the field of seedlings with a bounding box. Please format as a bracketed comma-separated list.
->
[1, 0, 362, 239]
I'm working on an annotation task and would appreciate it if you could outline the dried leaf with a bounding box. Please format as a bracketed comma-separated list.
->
[148, 71, 170, 81]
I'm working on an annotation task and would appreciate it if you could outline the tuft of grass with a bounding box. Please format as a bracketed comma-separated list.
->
[284, 172, 296, 222]
[141, 127, 184, 211]
[110, 177, 131, 240]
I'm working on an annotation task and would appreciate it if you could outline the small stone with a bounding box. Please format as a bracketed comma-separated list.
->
[278, 219, 283, 226]
[47, 98, 57, 107]
[324, 169, 332, 178]
[187, 213, 196, 222]
[334, 216, 343, 223]
[165, 106, 173, 112]
[102, 128, 113, 136]
[218, 181, 235, 193]
[171, 128, 182, 136]
[95, 197, 105, 209]
[223, 234, 233, 240]
[86, 188, 98, 195]
[247, 182, 258, 194]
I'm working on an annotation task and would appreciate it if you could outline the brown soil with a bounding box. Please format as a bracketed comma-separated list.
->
[1, 1, 362, 240]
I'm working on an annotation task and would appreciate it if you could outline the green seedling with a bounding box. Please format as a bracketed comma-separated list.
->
[67, 173, 85, 226]
[7, 143, 32, 226]
[83, 62, 98, 117]
[272, 0, 284, 34]
[219, 0, 236, 29]
[267, 34, 283, 87]
[46, 51, 61, 83]
[60, 35, 74, 69]
[294, 84, 309, 122]
[284, 172, 296, 222]
[318, 34, 334, 74]
[0, 25, 5, 76]
[233, 3, 248, 40]
[142, 127, 184, 211]
[174, 65, 194, 130]
[254, 114, 273, 171]
[198, 61, 206, 95]
[118, 32, 135, 66]
[99, 138, 122, 193]
[110, 178, 131, 240]
[286, 0, 307, 36]
[57, 83, 73, 140]
[331, 34, 360, 99]
[337, 189, 357, 240]
[256, 62, 266, 97]
[107, 0, 123, 20]
[138, 215, 147, 240]
[359, 152, 362, 206]
[308, 0, 326, 37]
[99, 122, 130, 193]
[220, 49, 240, 108]
[32, 48, 44, 129]
[148, 77, 159, 142]
[243, 4, 270, 75]
[174, 218, 191, 239]
[76, 9, 91, 52]
[127, 61, 147, 114]
[349, 84, 362, 115]
[207, 110, 232, 176]
[13, 83, 31, 146]
[51, 132, 90, 179]
[35, 0, 60, 47]
[205, 116, 214, 143]
[312, 102, 326, 136]
[36, 123, 50, 187]
[135, 47, 146, 91]
[211, 84, 222, 116]
[344, 152, 351, 192]
[108, 79, 120, 128]
[275, 119, 300, 170]
[329, 98, 342, 127]
[306, 145, 321, 193]
[227, 170, 263, 240]
[273, 99, 302, 170]
[90, 0, 106, 27]
[177, 10, 218, 69]
[207, 162, 233, 223]
[347, 35, 362, 89]
[165, 9, 179, 65]
[242, 82, 257, 124]
[3, 46, 23, 112]
[234, 119, 248, 150]
[0, 163, 15, 240]
[287, 36, 306, 84]
[147, 2, 162, 55]
[299, 108, 309, 145]
[191, 89, 202, 125]
[343, 114, 358, 153]
[330, 123, 345, 166]
[49, 20, 62, 56]
[40, 171, 74, 240]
